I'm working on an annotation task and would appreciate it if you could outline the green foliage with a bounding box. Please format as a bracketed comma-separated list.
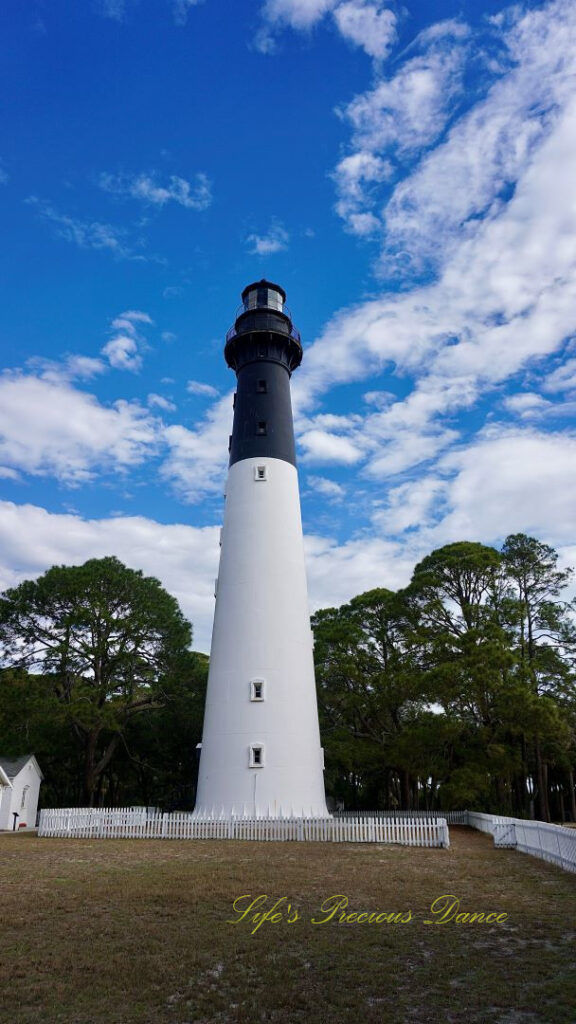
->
[314, 536, 576, 820]
[0, 557, 194, 805]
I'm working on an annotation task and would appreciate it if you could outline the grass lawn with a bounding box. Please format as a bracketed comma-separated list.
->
[1, 826, 575, 1024]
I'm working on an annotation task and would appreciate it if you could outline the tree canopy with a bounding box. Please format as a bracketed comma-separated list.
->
[313, 535, 576, 820]
[0, 556, 194, 805]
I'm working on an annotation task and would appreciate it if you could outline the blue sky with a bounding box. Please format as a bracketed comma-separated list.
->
[1, 0, 575, 652]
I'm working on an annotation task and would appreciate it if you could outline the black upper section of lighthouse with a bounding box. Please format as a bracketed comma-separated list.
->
[225, 281, 302, 468]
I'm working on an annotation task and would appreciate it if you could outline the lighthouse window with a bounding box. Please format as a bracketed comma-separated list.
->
[256, 421, 267, 435]
[250, 679, 265, 701]
[254, 465, 267, 481]
[257, 379, 267, 393]
[250, 745, 264, 768]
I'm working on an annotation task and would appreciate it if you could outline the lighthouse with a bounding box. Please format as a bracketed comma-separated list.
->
[194, 280, 329, 818]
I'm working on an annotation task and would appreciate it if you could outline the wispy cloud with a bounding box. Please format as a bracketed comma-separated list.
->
[246, 219, 289, 255]
[25, 354, 107, 384]
[333, 151, 391, 235]
[26, 196, 145, 261]
[256, 0, 396, 59]
[99, 171, 212, 211]
[542, 358, 576, 394]
[101, 310, 153, 373]
[148, 393, 177, 412]
[306, 475, 345, 499]
[294, 1, 576, 433]
[173, 0, 204, 26]
[187, 380, 219, 398]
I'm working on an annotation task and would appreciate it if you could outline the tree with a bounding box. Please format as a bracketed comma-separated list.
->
[502, 534, 576, 820]
[313, 588, 425, 809]
[502, 533, 574, 685]
[405, 542, 525, 813]
[0, 557, 192, 805]
[406, 542, 513, 723]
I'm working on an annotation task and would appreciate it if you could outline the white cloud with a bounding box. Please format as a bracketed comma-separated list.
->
[341, 45, 466, 156]
[332, 2, 396, 60]
[102, 335, 140, 372]
[26, 197, 142, 261]
[0, 372, 159, 483]
[0, 501, 219, 653]
[256, 0, 396, 60]
[64, 355, 107, 379]
[430, 427, 576, 548]
[259, 0, 337, 33]
[329, 0, 576, 266]
[101, 310, 153, 372]
[375, 477, 445, 534]
[292, 1, 576, 489]
[24, 354, 107, 384]
[410, 18, 470, 48]
[161, 393, 233, 502]
[187, 380, 220, 398]
[362, 390, 395, 407]
[148, 393, 177, 412]
[379, 3, 576, 278]
[306, 475, 345, 499]
[305, 533, 414, 611]
[542, 358, 576, 394]
[503, 392, 552, 418]
[365, 427, 459, 478]
[333, 151, 391, 233]
[100, 171, 212, 211]
[333, 45, 468, 236]
[246, 220, 289, 255]
[299, 428, 364, 464]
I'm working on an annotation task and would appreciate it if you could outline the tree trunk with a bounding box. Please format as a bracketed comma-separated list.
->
[84, 731, 100, 806]
[83, 730, 122, 806]
[568, 770, 576, 822]
[534, 735, 550, 822]
[400, 769, 411, 810]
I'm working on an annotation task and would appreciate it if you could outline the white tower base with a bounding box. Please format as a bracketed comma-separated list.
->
[195, 456, 329, 819]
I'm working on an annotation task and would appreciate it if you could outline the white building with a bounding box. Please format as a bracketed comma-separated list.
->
[0, 754, 43, 830]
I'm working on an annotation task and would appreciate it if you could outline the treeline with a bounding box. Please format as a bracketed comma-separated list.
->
[313, 535, 576, 821]
[0, 536, 575, 820]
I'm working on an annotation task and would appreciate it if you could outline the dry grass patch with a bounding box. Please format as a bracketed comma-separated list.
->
[1, 827, 575, 1023]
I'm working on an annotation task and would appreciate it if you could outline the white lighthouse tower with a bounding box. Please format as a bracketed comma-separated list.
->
[194, 280, 329, 819]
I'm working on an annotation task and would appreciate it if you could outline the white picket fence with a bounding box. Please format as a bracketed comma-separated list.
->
[465, 811, 576, 873]
[38, 808, 449, 847]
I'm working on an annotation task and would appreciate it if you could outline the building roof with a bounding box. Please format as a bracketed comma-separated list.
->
[0, 754, 43, 781]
